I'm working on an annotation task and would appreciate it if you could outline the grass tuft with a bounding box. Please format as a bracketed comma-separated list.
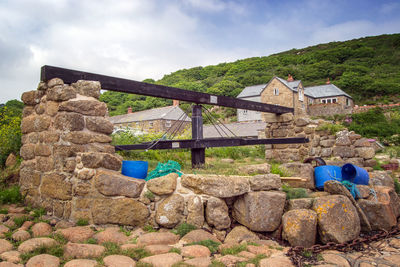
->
[186, 239, 220, 254]
[0, 185, 23, 204]
[221, 244, 247, 255]
[76, 218, 89, 226]
[171, 223, 197, 238]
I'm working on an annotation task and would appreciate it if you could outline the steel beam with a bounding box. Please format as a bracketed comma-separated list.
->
[115, 137, 309, 151]
[41, 65, 293, 114]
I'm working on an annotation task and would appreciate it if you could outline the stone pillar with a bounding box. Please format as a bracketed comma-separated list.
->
[19, 79, 130, 221]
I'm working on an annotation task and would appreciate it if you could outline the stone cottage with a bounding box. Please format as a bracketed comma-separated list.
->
[108, 100, 191, 134]
[237, 75, 353, 121]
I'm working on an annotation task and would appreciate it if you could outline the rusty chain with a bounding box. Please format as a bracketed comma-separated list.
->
[286, 225, 400, 267]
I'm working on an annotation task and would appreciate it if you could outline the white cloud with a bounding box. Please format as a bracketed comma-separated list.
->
[0, 0, 399, 103]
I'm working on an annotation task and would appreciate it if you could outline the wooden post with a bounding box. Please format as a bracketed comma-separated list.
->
[191, 105, 205, 168]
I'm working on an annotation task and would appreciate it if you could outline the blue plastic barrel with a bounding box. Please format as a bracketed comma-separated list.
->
[121, 160, 148, 179]
[314, 165, 342, 190]
[341, 163, 369, 185]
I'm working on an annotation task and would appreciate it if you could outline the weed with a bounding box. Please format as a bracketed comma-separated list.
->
[20, 245, 64, 264]
[316, 123, 346, 135]
[13, 216, 29, 228]
[236, 254, 267, 267]
[119, 226, 131, 236]
[136, 262, 153, 267]
[52, 233, 68, 245]
[76, 218, 89, 226]
[144, 191, 155, 201]
[302, 249, 312, 258]
[143, 225, 157, 233]
[246, 242, 260, 246]
[169, 247, 181, 254]
[0, 185, 23, 204]
[270, 163, 291, 177]
[32, 207, 46, 218]
[186, 240, 220, 254]
[123, 248, 152, 261]
[282, 184, 308, 199]
[171, 223, 197, 238]
[221, 244, 247, 255]
[0, 208, 8, 214]
[209, 260, 225, 267]
[394, 178, 400, 195]
[317, 253, 324, 261]
[86, 238, 98, 244]
[102, 242, 121, 256]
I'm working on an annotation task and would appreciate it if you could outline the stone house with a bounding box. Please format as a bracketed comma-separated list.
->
[108, 101, 191, 134]
[237, 75, 353, 121]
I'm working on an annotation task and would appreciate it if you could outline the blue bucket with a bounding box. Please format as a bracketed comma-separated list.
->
[121, 160, 148, 179]
[341, 163, 369, 185]
[314, 165, 342, 190]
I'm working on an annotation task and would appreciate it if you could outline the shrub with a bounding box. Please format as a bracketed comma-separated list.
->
[270, 163, 291, 177]
[186, 239, 220, 253]
[394, 178, 400, 195]
[172, 223, 197, 238]
[316, 122, 346, 135]
[76, 218, 89, 226]
[282, 184, 308, 199]
[0, 185, 23, 204]
[0, 106, 22, 167]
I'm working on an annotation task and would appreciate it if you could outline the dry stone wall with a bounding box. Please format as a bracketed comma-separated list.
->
[19, 79, 400, 248]
[263, 113, 376, 167]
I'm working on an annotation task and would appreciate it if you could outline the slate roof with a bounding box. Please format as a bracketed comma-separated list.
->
[275, 77, 301, 92]
[108, 106, 191, 124]
[304, 84, 352, 99]
[203, 122, 266, 138]
[237, 84, 266, 98]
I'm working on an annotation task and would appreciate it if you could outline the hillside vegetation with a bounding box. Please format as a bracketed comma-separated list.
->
[100, 33, 400, 116]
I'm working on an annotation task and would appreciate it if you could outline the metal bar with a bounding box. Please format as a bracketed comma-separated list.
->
[41, 65, 293, 114]
[114, 137, 309, 151]
[191, 105, 205, 167]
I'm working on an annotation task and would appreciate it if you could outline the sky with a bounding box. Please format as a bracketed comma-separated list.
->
[1, 0, 400, 103]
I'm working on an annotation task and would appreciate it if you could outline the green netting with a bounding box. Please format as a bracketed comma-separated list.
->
[145, 160, 182, 181]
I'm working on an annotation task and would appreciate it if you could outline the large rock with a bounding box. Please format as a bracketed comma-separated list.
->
[259, 256, 295, 267]
[93, 227, 129, 245]
[312, 195, 360, 244]
[287, 198, 314, 211]
[181, 229, 220, 243]
[57, 227, 95, 243]
[26, 254, 60, 267]
[95, 169, 145, 198]
[139, 253, 182, 267]
[181, 245, 211, 258]
[0, 239, 13, 254]
[186, 195, 204, 228]
[281, 163, 314, 189]
[0, 250, 21, 264]
[205, 197, 230, 230]
[103, 255, 136, 267]
[91, 198, 149, 226]
[20, 144, 35, 160]
[248, 174, 281, 191]
[59, 100, 107, 116]
[63, 242, 105, 259]
[54, 113, 85, 131]
[355, 147, 375, 159]
[224, 226, 259, 244]
[156, 194, 184, 228]
[146, 173, 177, 195]
[64, 259, 98, 267]
[80, 152, 121, 171]
[47, 85, 76, 101]
[72, 80, 101, 99]
[21, 90, 42, 105]
[335, 131, 352, 146]
[40, 172, 72, 200]
[233, 191, 286, 232]
[181, 174, 250, 198]
[323, 180, 372, 232]
[282, 209, 317, 247]
[31, 222, 53, 237]
[333, 146, 355, 158]
[369, 171, 394, 188]
[21, 115, 51, 133]
[5, 153, 17, 167]
[137, 232, 180, 246]
[64, 132, 112, 145]
[18, 238, 57, 253]
[85, 117, 114, 134]
[238, 163, 271, 175]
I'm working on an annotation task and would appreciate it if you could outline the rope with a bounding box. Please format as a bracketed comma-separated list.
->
[202, 105, 237, 138]
[341, 180, 361, 199]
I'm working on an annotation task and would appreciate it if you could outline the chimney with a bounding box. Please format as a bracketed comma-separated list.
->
[173, 100, 179, 107]
[287, 74, 294, 82]
[127, 107, 132, 114]
[326, 78, 331, 84]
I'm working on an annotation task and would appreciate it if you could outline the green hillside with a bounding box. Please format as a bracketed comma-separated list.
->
[101, 33, 400, 116]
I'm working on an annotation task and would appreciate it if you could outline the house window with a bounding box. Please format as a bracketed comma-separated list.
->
[327, 99, 332, 104]
[165, 120, 171, 128]
[273, 88, 279, 96]
[149, 122, 153, 128]
[243, 110, 248, 115]
[322, 99, 326, 104]
[299, 90, 304, 101]
[333, 98, 337, 103]
[346, 98, 350, 106]
[308, 98, 313, 104]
